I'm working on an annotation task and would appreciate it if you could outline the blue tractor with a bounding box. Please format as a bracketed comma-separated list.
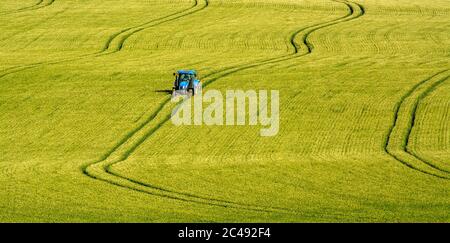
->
[172, 70, 202, 97]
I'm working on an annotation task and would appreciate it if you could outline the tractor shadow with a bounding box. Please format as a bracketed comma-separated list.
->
[154, 89, 172, 95]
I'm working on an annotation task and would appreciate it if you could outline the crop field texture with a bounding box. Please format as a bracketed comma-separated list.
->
[0, 0, 449, 222]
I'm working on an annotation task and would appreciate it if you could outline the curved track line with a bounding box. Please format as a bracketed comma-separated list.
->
[0, 0, 205, 79]
[103, 0, 208, 52]
[0, 0, 43, 15]
[32, 0, 56, 11]
[407, 81, 450, 174]
[385, 69, 450, 179]
[198, 0, 364, 87]
[83, 0, 365, 214]
[0, 0, 55, 16]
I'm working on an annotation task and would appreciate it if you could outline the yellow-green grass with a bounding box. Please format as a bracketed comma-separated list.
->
[0, 0, 449, 222]
[408, 79, 450, 173]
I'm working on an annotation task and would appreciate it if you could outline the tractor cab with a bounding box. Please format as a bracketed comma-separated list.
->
[172, 70, 201, 97]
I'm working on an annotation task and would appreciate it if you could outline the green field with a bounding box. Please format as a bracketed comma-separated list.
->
[0, 0, 449, 222]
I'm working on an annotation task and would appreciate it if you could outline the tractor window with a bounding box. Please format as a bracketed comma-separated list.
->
[179, 74, 191, 82]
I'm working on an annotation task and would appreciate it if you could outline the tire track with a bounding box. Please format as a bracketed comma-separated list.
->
[0, 0, 55, 16]
[203, 0, 364, 85]
[385, 69, 450, 179]
[102, 0, 207, 52]
[0, 1, 43, 15]
[28, 0, 56, 12]
[83, 0, 365, 214]
[407, 76, 450, 174]
[0, 0, 205, 79]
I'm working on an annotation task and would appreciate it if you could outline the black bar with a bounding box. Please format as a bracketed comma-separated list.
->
[0, 223, 445, 241]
